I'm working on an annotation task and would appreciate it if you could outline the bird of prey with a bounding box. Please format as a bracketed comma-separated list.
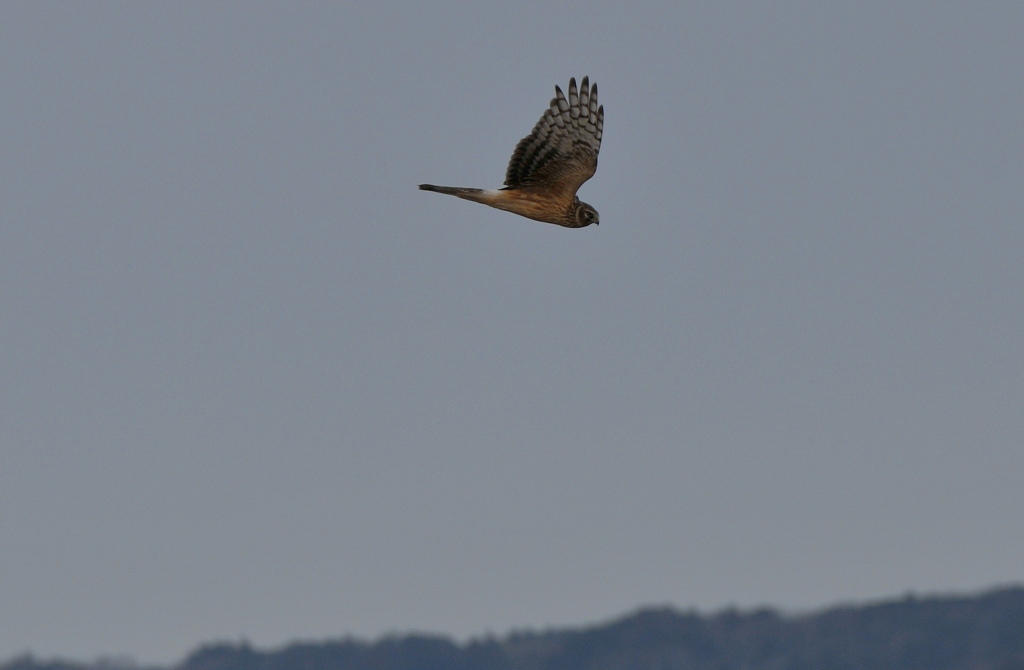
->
[419, 77, 604, 228]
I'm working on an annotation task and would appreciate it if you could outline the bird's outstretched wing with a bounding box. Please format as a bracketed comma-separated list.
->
[504, 77, 603, 201]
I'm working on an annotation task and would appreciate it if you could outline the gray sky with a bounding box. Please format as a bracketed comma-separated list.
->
[2, 2, 1022, 665]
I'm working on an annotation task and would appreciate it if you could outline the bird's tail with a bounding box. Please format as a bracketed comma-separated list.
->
[418, 184, 493, 204]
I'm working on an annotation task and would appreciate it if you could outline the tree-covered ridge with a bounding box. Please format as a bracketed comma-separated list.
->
[7, 586, 1024, 670]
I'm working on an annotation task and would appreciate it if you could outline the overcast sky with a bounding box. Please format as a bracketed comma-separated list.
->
[2, 2, 1022, 665]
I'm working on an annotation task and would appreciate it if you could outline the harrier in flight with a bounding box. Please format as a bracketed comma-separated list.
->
[420, 77, 604, 228]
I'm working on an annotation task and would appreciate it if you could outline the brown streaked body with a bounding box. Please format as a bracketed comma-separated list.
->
[420, 77, 604, 229]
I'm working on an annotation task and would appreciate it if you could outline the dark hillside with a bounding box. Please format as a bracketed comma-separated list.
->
[6, 586, 1023, 670]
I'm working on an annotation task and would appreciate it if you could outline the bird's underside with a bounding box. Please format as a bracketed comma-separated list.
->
[419, 77, 604, 228]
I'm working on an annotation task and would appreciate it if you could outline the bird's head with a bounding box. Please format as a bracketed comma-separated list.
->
[575, 201, 600, 227]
